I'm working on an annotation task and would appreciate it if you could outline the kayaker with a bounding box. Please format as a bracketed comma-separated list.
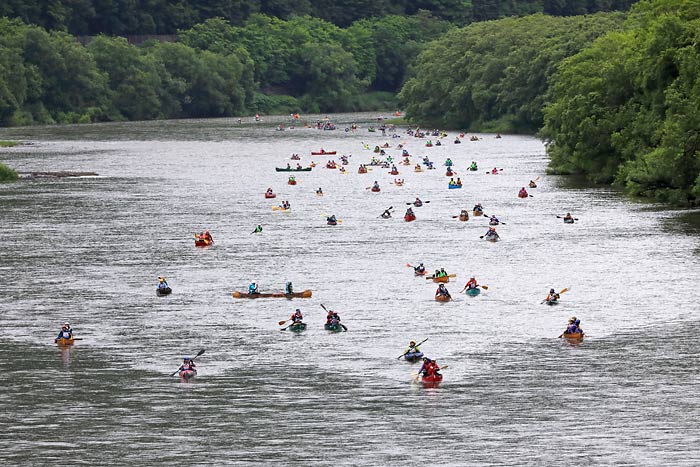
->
[414, 197, 423, 207]
[470, 161, 478, 170]
[406, 207, 414, 217]
[491, 167, 499, 174]
[456, 177, 462, 185]
[529, 180, 537, 188]
[55, 323, 73, 341]
[253, 224, 263, 233]
[473, 203, 483, 213]
[454, 137, 461, 144]
[285, 281, 293, 294]
[157, 276, 169, 289]
[546, 288, 560, 303]
[326, 309, 340, 324]
[372, 181, 380, 190]
[291, 309, 304, 324]
[518, 187, 529, 197]
[438, 268, 447, 278]
[564, 212, 574, 222]
[432, 269, 440, 278]
[414, 263, 426, 274]
[489, 215, 500, 225]
[405, 340, 421, 355]
[463, 277, 478, 291]
[435, 284, 451, 298]
[445, 158, 453, 166]
[381, 208, 392, 219]
[178, 357, 196, 373]
[327, 215, 337, 223]
[316, 188, 323, 195]
[248, 282, 259, 295]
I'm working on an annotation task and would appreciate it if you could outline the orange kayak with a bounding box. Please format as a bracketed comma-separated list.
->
[435, 295, 451, 302]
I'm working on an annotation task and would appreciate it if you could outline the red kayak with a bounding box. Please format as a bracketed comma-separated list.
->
[265, 192, 276, 199]
[389, 170, 399, 175]
[311, 151, 336, 155]
[180, 369, 197, 380]
[405, 214, 416, 222]
[371, 187, 380, 192]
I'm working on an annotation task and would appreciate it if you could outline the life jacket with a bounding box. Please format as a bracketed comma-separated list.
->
[466, 280, 477, 289]
[292, 313, 303, 323]
[249, 285, 258, 293]
[59, 330, 72, 339]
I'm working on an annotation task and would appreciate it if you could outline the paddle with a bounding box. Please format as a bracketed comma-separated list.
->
[377, 206, 394, 218]
[397, 338, 429, 359]
[426, 273, 456, 280]
[556, 215, 579, 221]
[406, 200, 430, 205]
[320, 303, 347, 331]
[278, 319, 291, 325]
[541, 287, 569, 304]
[170, 348, 205, 376]
[55, 337, 83, 342]
[482, 214, 505, 225]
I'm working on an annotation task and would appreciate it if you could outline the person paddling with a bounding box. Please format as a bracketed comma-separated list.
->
[405, 340, 422, 356]
[55, 323, 73, 341]
[545, 288, 560, 304]
[291, 309, 304, 324]
[381, 208, 392, 219]
[325, 309, 341, 325]
[285, 281, 294, 294]
[414, 197, 423, 207]
[414, 263, 426, 274]
[248, 282, 259, 295]
[461, 277, 478, 292]
[252, 224, 263, 234]
[316, 187, 323, 195]
[484, 226, 500, 240]
[157, 276, 169, 290]
[177, 357, 196, 374]
[435, 284, 451, 299]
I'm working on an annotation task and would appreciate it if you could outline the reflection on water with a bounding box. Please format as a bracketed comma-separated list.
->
[1, 114, 699, 465]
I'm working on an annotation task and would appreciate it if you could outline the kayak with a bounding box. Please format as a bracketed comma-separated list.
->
[311, 151, 336, 155]
[564, 218, 575, 224]
[157, 286, 172, 296]
[563, 332, 584, 341]
[327, 220, 338, 226]
[56, 337, 75, 346]
[275, 167, 312, 172]
[389, 170, 399, 175]
[358, 169, 368, 174]
[518, 192, 528, 198]
[414, 270, 426, 276]
[448, 184, 462, 189]
[288, 180, 297, 185]
[489, 220, 499, 226]
[545, 299, 558, 306]
[435, 294, 451, 302]
[180, 369, 197, 380]
[288, 322, 307, 332]
[473, 210, 483, 217]
[485, 235, 500, 242]
[403, 351, 424, 362]
[414, 167, 423, 172]
[371, 187, 380, 192]
[195, 238, 212, 247]
[459, 214, 469, 221]
[325, 164, 337, 169]
[265, 192, 277, 199]
[232, 290, 313, 299]
[324, 323, 344, 332]
[405, 214, 416, 222]
[465, 288, 481, 296]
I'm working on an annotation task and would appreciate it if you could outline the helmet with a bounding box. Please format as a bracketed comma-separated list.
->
[419, 263, 423, 266]
[410, 341, 416, 345]
[574, 319, 581, 325]
[570, 316, 577, 322]
[295, 309, 301, 312]
[183, 357, 190, 361]
[490, 227, 496, 230]
[441, 268, 445, 271]
[550, 289, 555, 293]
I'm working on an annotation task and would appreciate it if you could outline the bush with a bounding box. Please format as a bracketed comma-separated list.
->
[0, 162, 18, 181]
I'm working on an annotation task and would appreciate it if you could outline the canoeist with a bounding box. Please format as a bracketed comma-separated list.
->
[435, 284, 451, 298]
[296, 163, 303, 170]
[372, 181, 380, 191]
[326, 309, 341, 325]
[414, 263, 426, 274]
[253, 224, 263, 233]
[316, 188, 323, 195]
[518, 187, 529, 197]
[157, 276, 169, 289]
[418, 357, 442, 377]
[414, 197, 423, 207]
[545, 288, 560, 304]
[178, 357, 196, 373]
[200, 230, 212, 243]
[459, 209, 469, 220]
[381, 208, 392, 219]
[473, 203, 483, 213]
[562, 317, 583, 336]
[529, 180, 537, 188]
[464, 277, 478, 291]
[285, 281, 294, 294]
[56, 323, 73, 341]
[484, 226, 500, 240]
[280, 200, 290, 210]
[435, 140, 442, 146]
[286, 163, 291, 169]
[291, 309, 304, 324]
[470, 161, 478, 171]
[438, 268, 448, 278]
[449, 178, 456, 186]
[454, 137, 461, 144]
[456, 177, 462, 186]
[248, 282, 259, 294]
[489, 215, 500, 225]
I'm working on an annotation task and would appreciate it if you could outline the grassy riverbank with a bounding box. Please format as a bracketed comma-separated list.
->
[0, 162, 18, 181]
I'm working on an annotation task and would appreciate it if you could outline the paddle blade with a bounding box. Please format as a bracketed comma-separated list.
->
[480, 285, 488, 290]
[560, 288, 569, 294]
[278, 320, 288, 325]
[406, 263, 413, 268]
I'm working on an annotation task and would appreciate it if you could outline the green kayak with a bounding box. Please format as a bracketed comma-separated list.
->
[324, 323, 344, 332]
[465, 288, 481, 296]
[288, 323, 307, 332]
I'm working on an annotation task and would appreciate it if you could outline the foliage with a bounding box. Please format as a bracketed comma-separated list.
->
[542, 0, 700, 204]
[0, 162, 18, 181]
[400, 13, 624, 132]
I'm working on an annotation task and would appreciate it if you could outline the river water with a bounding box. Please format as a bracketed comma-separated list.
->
[1, 114, 699, 465]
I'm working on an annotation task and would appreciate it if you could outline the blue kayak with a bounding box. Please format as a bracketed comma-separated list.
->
[448, 184, 462, 189]
[403, 351, 424, 362]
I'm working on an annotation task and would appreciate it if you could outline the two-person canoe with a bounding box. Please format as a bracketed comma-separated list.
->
[562, 332, 583, 342]
[421, 373, 443, 385]
[157, 287, 172, 296]
[56, 337, 75, 346]
[431, 274, 455, 283]
[459, 214, 469, 221]
[275, 167, 312, 172]
[324, 323, 344, 332]
[232, 290, 312, 299]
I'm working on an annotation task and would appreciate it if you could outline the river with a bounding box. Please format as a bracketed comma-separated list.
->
[1, 114, 699, 465]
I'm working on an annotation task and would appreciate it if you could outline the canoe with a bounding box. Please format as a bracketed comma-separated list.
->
[564, 218, 575, 224]
[563, 332, 584, 341]
[311, 151, 336, 155]
[156, 286, 172, 296]
[422, 373, 443, 384]
[459, 215, 469, 221]
[529, 183, 537, 188]
[358, 169, 368, 174]
[288, 180, 297, 185]
[465, 288, 481, 296]
[275, 167, 312, 172]
[232, 290, 312, 299]
[435, 294, 451, 302]
[403, 351, 424, 362]
[371, 187, 380, 192]
[432, 275, 455, 283]
[180, 369, 197, 380]
[56, 337, 75, 346]
[195, 238, 212, 247]
[288, 322, 307, 332]
[448, 184, 462, 189]
[265, 193, 277, 199]
[414, 167, 423, 172]
[405, 214, 416, 222]
[473, 210, 483, 217]
[324, 323, 344, 332]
